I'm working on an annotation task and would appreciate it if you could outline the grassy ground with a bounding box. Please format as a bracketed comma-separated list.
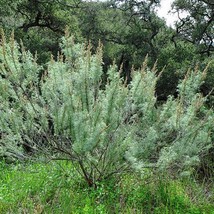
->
[0, 160, 213, 214]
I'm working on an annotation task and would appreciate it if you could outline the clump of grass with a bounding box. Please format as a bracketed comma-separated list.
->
[0, 161, 213, 213]
[0, 160, 75, 213]
[119, 173, 214, 214]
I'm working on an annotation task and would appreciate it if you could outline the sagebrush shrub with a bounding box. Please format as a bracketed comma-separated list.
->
[0, 31, 213, 186]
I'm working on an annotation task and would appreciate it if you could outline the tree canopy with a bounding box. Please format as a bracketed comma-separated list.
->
[0, 0, 213, 101]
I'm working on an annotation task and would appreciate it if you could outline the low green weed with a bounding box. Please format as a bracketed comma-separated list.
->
[0, 162, 213, 213]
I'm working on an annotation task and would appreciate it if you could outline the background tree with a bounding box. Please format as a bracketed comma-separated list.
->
[0, 0, 213, 101]
[77, 0, 168, 82]
[0, 0, 83, 63]
[170, 0, 214, 104]
[172, 0, 214, 57]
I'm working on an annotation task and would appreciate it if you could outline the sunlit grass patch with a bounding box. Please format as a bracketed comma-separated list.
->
[0, 161, 213, 213]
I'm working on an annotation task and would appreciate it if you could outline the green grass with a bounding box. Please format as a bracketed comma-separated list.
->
[0, 160, 213, 214]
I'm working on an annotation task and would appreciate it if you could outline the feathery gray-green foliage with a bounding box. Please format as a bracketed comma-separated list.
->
[0, 31, 213, 186]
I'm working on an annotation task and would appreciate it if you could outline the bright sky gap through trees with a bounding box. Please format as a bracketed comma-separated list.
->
[156, 0, 188, 27]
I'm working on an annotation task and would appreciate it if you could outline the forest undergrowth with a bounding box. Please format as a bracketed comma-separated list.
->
[1, 160, 214, 213]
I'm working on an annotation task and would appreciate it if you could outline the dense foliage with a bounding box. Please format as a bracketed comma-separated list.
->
[0, 0, 213, 100]
[0, 1, 213, 212]
[0, 32, 213, 187]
